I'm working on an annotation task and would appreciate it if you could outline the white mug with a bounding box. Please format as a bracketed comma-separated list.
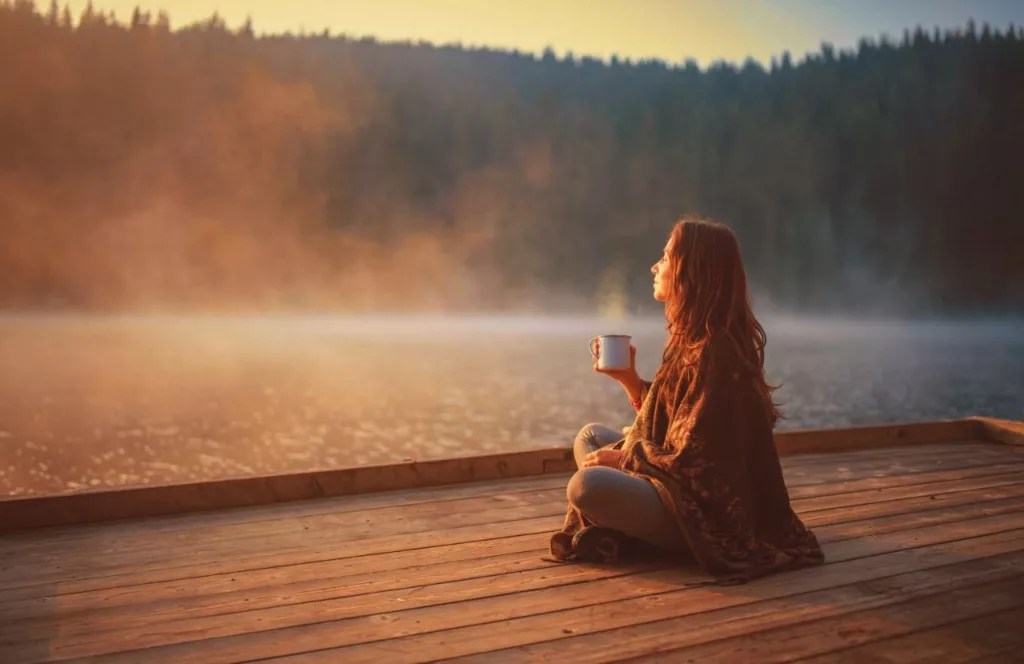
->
[590, 334, 632, 371]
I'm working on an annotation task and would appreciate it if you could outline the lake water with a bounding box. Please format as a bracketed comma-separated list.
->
[0, 314, 1021, 497]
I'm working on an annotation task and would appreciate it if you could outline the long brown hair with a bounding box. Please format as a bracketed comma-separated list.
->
[659, 214, 781, 424]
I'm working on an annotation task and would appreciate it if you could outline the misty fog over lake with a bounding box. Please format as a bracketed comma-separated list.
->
[0, 314, 1020, 497]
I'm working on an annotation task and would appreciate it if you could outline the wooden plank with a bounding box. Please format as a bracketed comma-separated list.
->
[5, 479, 1022, 638]
[0, 557, 671, 663]
[33, 522, 1024, 664]
[630, 578, 1024, 663]
[792, 470, 1024, 513]
[0, 473, 573, 551]
[0, 515, 565, 598]
[3, 443, 1018, 569]
[7, 483, 1022, 639]
[0, 531, 549, 607]
[3, 456, 1022, 599]
[965, 652, 1024, 663]
[796, 607, 1024, 664]
[8, 495, 1024, 655]
[780, 445, 1024, 488]
[6, 463, 1022, 592]
[0, 419, 1000, 533]
[379, 554, 1024, 664]
[5, 469, 1022, 610]
[0, 447, 577, 533]
[7, 511, 1024, 663]
[779, 440, 1015, 467]
[0, 486, 565, 565]
[0, 546, 552, 627]
[806, 491, 1024, 541]
[773, 418, 982, 455]
[785, 461, 1024, 500]
[973, 416, 1024, 446]
[0, 501, 567, 589]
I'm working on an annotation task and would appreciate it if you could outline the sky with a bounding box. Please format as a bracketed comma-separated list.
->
[80, 0, 1024, 67]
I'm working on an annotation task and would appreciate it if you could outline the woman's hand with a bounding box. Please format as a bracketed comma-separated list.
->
[582, 448, 625, 469]
[593, 340, 640, 384]
[593, 340, 644, 403]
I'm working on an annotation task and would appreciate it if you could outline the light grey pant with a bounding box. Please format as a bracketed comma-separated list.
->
[567, 423, 688, 555]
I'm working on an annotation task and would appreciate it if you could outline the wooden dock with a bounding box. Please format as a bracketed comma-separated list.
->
[1, 416, 1022, 663]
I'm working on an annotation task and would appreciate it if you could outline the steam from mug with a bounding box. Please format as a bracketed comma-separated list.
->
[590, 334, 632, 371]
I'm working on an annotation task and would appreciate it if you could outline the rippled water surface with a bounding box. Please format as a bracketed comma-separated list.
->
[1, 314, 1021, 496]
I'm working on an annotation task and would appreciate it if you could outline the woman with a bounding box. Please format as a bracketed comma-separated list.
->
[550, 215, 824, 582]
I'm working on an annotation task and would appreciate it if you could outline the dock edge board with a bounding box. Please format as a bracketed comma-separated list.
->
[0, 416, 1020, 533]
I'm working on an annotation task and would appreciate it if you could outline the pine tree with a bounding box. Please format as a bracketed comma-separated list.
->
[79, 0, 94, 27]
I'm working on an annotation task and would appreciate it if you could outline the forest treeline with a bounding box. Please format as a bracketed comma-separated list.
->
[1, 0, 1022, 315]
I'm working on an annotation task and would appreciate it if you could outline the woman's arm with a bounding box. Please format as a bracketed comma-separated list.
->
[619, 374, 650, 410]
[621, 363, 737, 475]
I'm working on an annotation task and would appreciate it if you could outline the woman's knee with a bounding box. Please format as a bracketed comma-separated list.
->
[573, 423, 602, 463]
[574, 422, 621, 458]
[566, 467, 616, 512]
[574, 422, 603, 446]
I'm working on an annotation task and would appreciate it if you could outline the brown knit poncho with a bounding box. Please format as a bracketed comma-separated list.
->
[551, 342, 825, 583]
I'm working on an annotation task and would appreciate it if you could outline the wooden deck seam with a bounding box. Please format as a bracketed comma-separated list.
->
[5, 473, 1016, 575]
[9, 489, 1021, 608]
[5, 477, 1024, 597]
[3, 432, 1024, 664]
[184, 537, 1024, 664]
[2, 486, 1016, 596]
[788, 462, 1024, 498]
[431, 552, 1024, 664]
[5, 491, 1024, 628]
[962, 647, 1024, 663]
[609, 578, 1024, 664]
[45, 469, 1024, 561]
[14, 518, 1024, 661]
[0, 520, 564, 595]
[784, 604, 1024, 664]
[794, 471, 1024, 513]
[807, 494, 1024, 536]
[6, 523, 1024, 663]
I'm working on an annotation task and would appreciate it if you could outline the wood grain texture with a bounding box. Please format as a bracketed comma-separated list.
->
[5, 510, 1023, 662]
[3, 448, 1022, 592]
[627, 579, 1024, 663]
[3, 456, 1022, 613]
[63, 524, 1024, 664]
[796, 607, 1024, 664]
[3, 435, 1024, 663]
[440, 552, 1024, 664]
[6, 484, 1021, 643]
[973, 416, 1024, 446]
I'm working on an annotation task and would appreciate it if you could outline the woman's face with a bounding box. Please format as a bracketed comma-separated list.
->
[651, 237, 673, 302]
